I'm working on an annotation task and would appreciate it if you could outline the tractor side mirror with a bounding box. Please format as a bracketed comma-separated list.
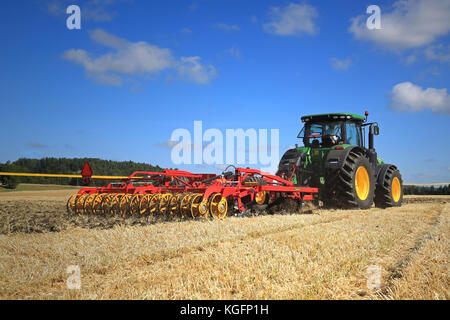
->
[373, 125, 380, 135]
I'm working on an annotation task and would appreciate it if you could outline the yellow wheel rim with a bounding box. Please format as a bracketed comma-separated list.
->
[255, 190, 266, 205]
[355, 166, 370, 201]
[139, 194, 152, 215]
[148, 194, 161, 215]
[110, 194, 124, 215]
[67, 194, 79, 215]
[180, 193, 193, 218]
[158, 193, 172, 215]
[83, 193, 97, 215]
[392, 177, 401, 202]
[119, 194, 132, 217]
[75, 194, 89, 216]
[198, 198, 209, 217]
[190, 194, 203, 218]
[129, 194, 143, 215]
[210, 193, 227, 219]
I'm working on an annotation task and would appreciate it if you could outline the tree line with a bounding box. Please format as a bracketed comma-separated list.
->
[403, 185, 450, 195]
[0, 157, 164, 189]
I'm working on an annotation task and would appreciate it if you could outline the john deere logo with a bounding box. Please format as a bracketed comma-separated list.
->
[314, 150, 319, 156]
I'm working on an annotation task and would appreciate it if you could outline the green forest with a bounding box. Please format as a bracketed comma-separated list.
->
[0, 158, 164, 189]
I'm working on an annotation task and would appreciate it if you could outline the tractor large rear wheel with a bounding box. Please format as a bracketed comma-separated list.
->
[374, 166, 403, 208]
[331, 150, 375, 209]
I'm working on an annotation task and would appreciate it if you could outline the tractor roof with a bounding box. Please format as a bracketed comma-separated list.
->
[301, 113, 365, 123]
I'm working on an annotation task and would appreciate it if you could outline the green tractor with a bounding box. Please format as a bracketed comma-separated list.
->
[276, 112, 403, 209]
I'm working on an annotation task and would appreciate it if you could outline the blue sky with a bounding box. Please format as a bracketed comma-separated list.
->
[0, 0, 449, 183]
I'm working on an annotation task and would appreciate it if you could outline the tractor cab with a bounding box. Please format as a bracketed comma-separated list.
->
[298, 113, 366, 149]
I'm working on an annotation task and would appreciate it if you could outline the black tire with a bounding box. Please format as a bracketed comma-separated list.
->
[374, 166, 403, 208]
[328, 150, 375, 209]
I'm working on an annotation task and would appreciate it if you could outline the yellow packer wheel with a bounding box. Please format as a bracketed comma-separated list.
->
[83, 193, 97, 215]
[67, 193, 80, 215]
[158, 193, 172, 215]
[92, 194, 104, 215]
[101, 194, 115, 215]
[180, 193, 193, 218]
[168, 193, 182, 216]
[119, 194, 132, 217]
[129, 194, 143, 215]
[110, 194, 124, 215]
[209, 193, 228, 219]
[75, 194, 89, 216]
[139, 194, 153, 215]
[190, 194, 204, 218]
[148, 194, 161, 215]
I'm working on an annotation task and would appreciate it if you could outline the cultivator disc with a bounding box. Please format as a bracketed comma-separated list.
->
[67, 167, 318, 220]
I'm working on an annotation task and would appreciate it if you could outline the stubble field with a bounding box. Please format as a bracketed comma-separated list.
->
[0, 189, 448, 300]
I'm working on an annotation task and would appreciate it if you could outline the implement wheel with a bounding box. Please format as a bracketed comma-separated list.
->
[119, 194, 132, 217]
[180, 193, 193, 218]
[158, 193, 172, 215]
[139, 194, 153, 215]
[67, 194, 80, 215]
[209, 193, 228, 219]
[148, 194, 161, 215]
[129, 194, 143, 215]
[83, 193, 97, 215]
[110, 194, 124, 215]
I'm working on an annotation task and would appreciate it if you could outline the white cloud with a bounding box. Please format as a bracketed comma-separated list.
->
[330, 57, 351, 70]
[178, 57, 217, 85]
[63, 29, 216, 85]
[388, 82, 450, 114]
[349, 0, 450, 50]
[424, 44, 450, 63]
[216, 23, 240, 32]
[263, 3, 318, 36]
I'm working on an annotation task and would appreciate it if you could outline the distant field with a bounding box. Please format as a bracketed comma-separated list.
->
[0, 191, 448, 300]
[0, 183, 82, 193]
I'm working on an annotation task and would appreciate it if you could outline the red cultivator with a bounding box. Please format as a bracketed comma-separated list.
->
[67, 167, 318, 219]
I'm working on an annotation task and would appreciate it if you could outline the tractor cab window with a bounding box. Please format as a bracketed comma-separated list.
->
[298, 121, 343, 148]
[345, 122, 362, 146]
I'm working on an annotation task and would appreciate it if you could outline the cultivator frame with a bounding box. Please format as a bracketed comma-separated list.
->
[67, 167, 318, 219]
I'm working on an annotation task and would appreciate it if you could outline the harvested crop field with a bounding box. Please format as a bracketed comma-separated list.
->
[0, 191, 448, 300]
